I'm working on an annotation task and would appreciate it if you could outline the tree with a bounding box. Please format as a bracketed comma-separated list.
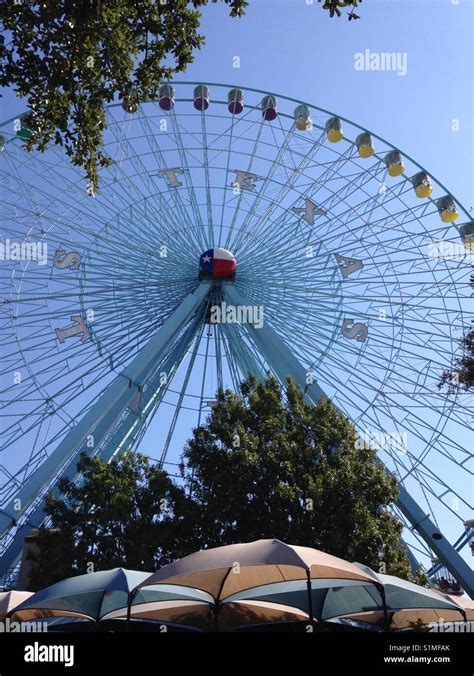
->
[438, 326, 474, 393]
[180, 376, 412, 579]
[30, 376, 416, 591]
[28, 452, 194, 590]
[321, 0, 362, 20]
[0, 1, 362, 194]
[0, 0, 248, 194]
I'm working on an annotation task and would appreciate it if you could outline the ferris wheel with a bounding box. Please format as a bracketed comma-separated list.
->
[0, 82, 472, 594]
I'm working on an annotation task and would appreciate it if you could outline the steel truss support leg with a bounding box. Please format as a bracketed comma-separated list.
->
[224, 285, 474, 598]
[0, 283, 211, 578]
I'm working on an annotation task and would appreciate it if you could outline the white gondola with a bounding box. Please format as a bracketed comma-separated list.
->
[294, 104, 312, 131]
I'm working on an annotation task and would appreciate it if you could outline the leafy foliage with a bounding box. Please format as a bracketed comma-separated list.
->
[0, 0, 248, 193]
[438, 327, 474, 393]
[28, 452, 194, 590]
[181, 376, 411, 578]
[30, 376, 415, 590]
[321, 1, 362, 20]
[0, 1, 364, 193]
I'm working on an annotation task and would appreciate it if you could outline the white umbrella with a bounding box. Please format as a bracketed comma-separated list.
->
[0, 591, 33, 620]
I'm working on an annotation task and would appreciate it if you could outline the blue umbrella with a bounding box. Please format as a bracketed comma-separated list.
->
[9, 568, 150, 622]
[105, 584, 215, 630]
[220, 577, 385, 629]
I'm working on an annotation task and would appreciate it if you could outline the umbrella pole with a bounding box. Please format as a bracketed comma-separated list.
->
[378, 585, 390, 632]
[126, 591, 132, 632]
[306, 571, 315, 631]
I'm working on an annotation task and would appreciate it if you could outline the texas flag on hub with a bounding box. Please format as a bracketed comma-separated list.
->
[200, 248, 236, 279]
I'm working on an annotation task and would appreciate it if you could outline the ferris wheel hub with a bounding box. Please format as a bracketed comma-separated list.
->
[199, 247, 237, 280]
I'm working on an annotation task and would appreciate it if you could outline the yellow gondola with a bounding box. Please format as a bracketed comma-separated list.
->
[326, 116, 343, 143]
[385, 150, 405, 177]
[437, 196, 459, 223]
[356, 132, 375, 158]
[459, 222, 474, 252]
[412, 172, 433, 198]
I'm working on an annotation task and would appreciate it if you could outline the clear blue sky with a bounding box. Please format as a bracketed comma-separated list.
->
[2, 0, 472, 206]
[177, 0, 473, 211]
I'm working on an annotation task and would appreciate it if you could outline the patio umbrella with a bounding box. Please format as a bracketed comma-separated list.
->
[9, 568, 150, 624]
[110, 591, 311, 631]
[102, 584, 217, 631]
[132, 539, 382, 629]
[446, 594, 474, 621]
[0, 591, 33, 620]
[327, 564, 469, 630]
[217, 577, 383, 631]
[334, 608, 468, 631]
[354, 565, 467, 616]
[215, 569, 468, 631]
